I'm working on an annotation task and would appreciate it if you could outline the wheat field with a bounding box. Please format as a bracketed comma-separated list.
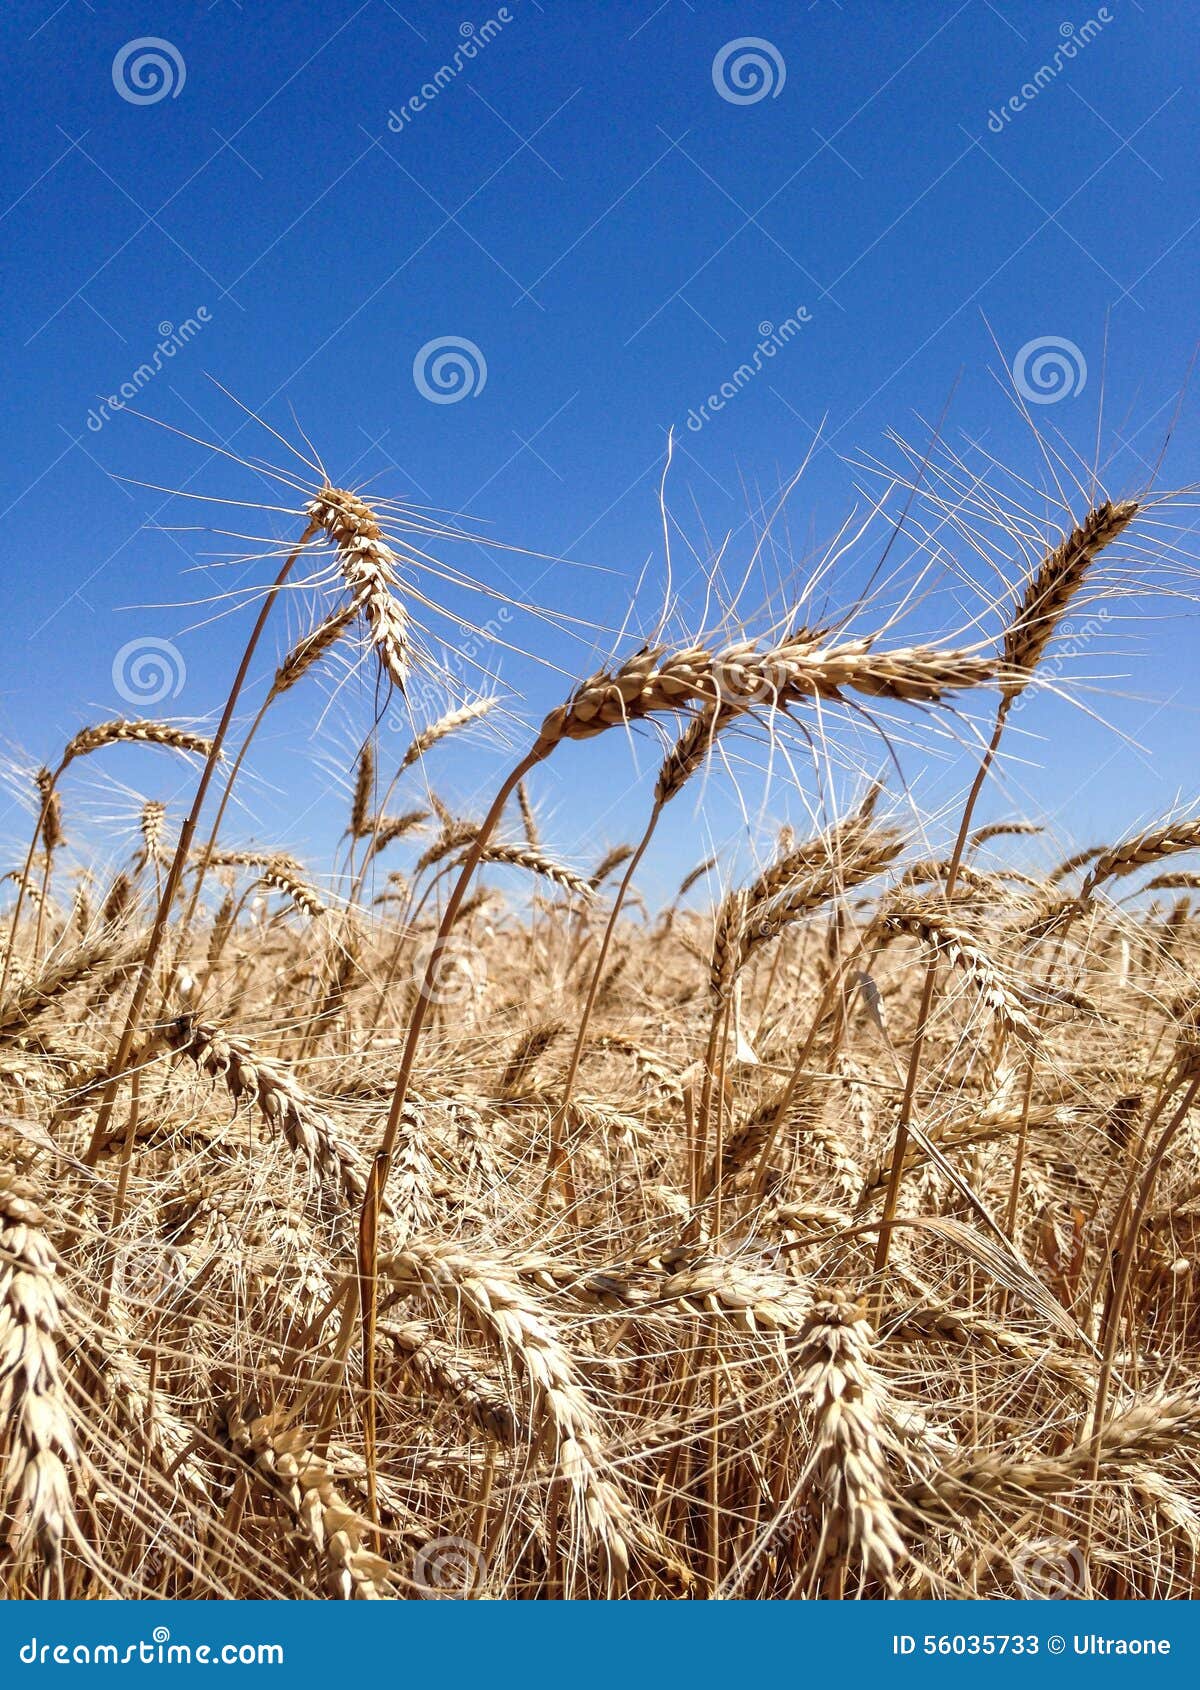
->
[4, 426, 1200, 1601]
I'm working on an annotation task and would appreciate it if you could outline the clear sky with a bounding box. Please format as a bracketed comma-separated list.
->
[3, 0, 1199, 898]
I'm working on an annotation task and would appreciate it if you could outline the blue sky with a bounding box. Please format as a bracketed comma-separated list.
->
[2, 0, 1198, 896]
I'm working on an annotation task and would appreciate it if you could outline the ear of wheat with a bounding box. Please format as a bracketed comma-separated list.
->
[400, 697, 497, 769]
[1079, 818, 1200, 901]
[62, 720, 213, 765]
[350, 741, 375, 839]
[1002, 500, 1138, 686]
[470, 843, 594, 900]
[306, 489, 409, 693]
[271, 600, 360, 699]
[207, 850, 327, 920]
[35, 772, 63, 853]
[0, 1179, 77, 1578]
[162, 1016, 367, 1207]
[792, 1295, 906, 1591]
